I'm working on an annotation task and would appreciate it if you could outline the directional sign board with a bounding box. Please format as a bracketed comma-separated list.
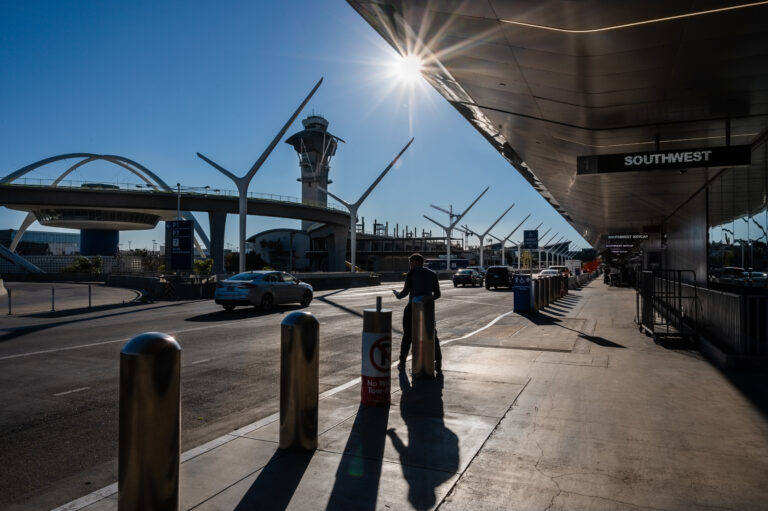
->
[523, 230, 539, 250]
[165, 220, 194, 271]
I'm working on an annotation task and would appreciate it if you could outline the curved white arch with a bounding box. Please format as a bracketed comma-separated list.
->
[3, 154, 210, 254]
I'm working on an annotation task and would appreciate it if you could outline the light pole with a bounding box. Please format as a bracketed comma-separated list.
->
[319, 138, 414, 272]
[487, 214, 532, 266]
[197, 78, 323, 273]
[176, 183, 181, 220]
[462, 203, 514, 267]
[541, 232, 559, 267]
[424, 187, 489, 271]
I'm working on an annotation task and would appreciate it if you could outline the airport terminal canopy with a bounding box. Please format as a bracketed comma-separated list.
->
[347, 1, 768, 247]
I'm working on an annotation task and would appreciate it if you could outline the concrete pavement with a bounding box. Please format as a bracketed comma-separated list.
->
[55, 278, 768, 510]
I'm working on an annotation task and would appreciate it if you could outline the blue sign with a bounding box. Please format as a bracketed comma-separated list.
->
[513, 274, 531, 289]
[165, 220, 194, 271]
[512, 274, 532, 312]
[523, 230, 538, 250]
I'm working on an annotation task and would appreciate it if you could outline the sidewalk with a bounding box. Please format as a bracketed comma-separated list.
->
[59, 279, 768, 510]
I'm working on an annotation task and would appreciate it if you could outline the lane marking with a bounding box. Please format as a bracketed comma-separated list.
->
[190, 358, 210, 365]
[53, 387, 90, 397]
[53, 307, 516, 511]
[0, 321, 270, 361]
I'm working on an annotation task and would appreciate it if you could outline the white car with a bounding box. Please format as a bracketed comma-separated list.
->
[538, 269, 559, 277]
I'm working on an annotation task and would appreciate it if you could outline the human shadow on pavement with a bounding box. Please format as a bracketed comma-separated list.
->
[234, 449, 314, 511]
[386, 372, 459, 510]
[326, 405, 389, 510]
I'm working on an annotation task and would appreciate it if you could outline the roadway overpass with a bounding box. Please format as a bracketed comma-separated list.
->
[0, 183, 351, 273]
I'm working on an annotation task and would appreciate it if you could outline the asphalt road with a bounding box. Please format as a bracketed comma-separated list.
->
[0, 281, 514, 510]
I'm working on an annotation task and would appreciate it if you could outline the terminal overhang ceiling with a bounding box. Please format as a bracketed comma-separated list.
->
[347, 0, 768, 246]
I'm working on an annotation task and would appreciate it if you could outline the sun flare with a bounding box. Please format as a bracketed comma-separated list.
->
[395, 54, 423, 83]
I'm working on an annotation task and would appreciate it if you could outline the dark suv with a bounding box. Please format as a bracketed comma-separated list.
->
[485, 266, 516, 290]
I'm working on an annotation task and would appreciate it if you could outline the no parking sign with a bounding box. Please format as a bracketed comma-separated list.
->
[361, 306, 392, 406]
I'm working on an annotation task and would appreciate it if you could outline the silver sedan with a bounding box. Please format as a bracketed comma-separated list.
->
[214, 271, 313, 312]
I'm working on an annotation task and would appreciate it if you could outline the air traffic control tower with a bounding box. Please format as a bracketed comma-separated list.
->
[285, 115, 343, 231]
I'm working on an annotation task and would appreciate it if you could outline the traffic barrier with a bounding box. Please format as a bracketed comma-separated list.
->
[411, 295, 435, 379]
[119, 332, 181, 511]
[361, 296, 392, 406]
[279, 311, 319, 450]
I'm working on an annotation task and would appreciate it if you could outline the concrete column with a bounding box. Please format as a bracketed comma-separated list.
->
[329, 224, 348, 272]
[208, 211, 227, 274]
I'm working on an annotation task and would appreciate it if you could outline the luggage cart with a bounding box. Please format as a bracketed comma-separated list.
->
[636, 270, 698, 343]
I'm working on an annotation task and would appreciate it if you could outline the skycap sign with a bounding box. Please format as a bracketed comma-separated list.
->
[577, 145, 750, 174]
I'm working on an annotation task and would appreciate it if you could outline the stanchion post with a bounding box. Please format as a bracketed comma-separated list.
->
[119, 332, 181, 511]
[411, 295, 435, 379]
[7, 289, 11, 315]
[88, 284, 92, 308]
[361, 297, 392, 405]
[280, 311, 319, 451]
[51, 287, 55, 312]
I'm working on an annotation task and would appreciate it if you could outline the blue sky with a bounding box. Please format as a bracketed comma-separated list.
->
[0, 1, 588, 253]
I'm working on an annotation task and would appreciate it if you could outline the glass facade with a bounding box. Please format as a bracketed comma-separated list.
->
[708, 140, 768, 289]
[0, 229, 80, 255]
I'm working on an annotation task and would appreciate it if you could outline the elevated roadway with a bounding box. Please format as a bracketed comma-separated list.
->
[0, 183, 351, 271]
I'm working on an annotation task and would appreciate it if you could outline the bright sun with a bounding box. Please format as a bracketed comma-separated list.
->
[396, 54, 423, 83]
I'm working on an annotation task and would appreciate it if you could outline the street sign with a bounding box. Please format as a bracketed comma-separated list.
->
[165, 220, 194, 271]
[523, 230, 538, 249]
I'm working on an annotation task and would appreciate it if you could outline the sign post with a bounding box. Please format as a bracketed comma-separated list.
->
[361, 298, 392, 406]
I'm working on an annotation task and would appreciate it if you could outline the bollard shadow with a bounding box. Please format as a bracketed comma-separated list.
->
[234, 449, 314, 511]
[315, 295, 364, 319]
[185, 304, 303, 322]
[326, 404, 390, 510]
[386, 371, 459, 510]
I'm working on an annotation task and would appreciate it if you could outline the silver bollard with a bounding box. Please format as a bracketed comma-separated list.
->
[119, 332, 181, 511]
[51, 287, 55, 312]
[88, 284, 92, 308]
[361, 297, 392, 405]
[411, 295, 435, 379]
[280, 311, 319, 451]
[7, 289, 11, 315]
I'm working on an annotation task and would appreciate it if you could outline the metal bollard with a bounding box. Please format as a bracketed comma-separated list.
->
[361, 296, 392, 406]
[280, 311, 319, 451]
[411, 295, 435, 379]
[88, 284, 92, 308]
[7, 289, 11, 315]
[51, 287, 55, 312]
[119, 332, 181, 511]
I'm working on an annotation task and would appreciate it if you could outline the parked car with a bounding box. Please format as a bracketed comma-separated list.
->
[717, 266, 746, 284]
[744, 271, 768, 287]
[466, 265, 487, 278]
[214, 271, 313, 311]
[485, 266, 516, 290]
[453, 268, 483, 287]
[538, 269, 559, 277]
[548, 265, 570, 277]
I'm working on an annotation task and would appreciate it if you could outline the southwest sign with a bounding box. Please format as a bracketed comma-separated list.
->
[577, 145, 750, 174]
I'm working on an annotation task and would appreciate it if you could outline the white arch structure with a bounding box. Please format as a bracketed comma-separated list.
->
[1, 153, 210, 255]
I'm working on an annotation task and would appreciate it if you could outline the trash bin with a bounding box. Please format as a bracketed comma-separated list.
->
[513, 274, 532, 312]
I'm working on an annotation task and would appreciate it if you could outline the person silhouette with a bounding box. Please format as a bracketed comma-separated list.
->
[393, 253, 442, 376]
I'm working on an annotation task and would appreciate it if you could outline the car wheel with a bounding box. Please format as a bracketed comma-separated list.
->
[261, 293, 274, 312]
[453, 282, 457, 288]
[300, 290, 312, 307]
[485, 285, 491, 290]
[223, 304, 235, 312]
